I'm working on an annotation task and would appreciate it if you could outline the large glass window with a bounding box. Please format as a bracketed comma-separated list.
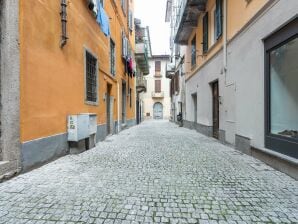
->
[270, 37, 298, 138]
[265, 18, 298, 158]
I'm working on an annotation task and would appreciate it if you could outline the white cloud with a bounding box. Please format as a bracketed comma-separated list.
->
[135, 0, 170, 55]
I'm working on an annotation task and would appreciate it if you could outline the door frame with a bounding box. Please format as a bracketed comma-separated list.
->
[106, 83, 112, 135]
[121, 80, 126, 124]
[211, 80, 219, 139]
[191, 93, 197, 123]
[153, 102, 163, 120]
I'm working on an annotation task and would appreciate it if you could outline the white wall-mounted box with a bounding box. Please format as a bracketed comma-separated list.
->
[67, 114, 90, 142]
[88, 114, 97, 135]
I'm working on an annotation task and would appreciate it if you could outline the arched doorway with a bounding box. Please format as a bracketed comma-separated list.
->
[153, 102, 163, 119]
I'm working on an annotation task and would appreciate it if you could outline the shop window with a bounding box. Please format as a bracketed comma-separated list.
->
[265, 18, 298, 158]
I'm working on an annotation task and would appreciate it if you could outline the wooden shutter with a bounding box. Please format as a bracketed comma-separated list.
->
[216, 0, 223, 39]
[191, 36, 196, 67]
[155, 61, 161, 72]
[175, 72, 179, 93]
[203, 13, 209, 53]
[155, 80, 161, 93]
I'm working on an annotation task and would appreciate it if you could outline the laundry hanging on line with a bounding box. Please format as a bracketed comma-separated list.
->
[96, 0, 110, 36]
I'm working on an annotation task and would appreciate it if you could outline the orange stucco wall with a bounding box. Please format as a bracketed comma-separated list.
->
[185, 0, 269, 79]
[227, 0, 268, 40]
[20, 0, 135, 142]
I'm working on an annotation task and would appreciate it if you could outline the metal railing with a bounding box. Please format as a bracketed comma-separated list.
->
[174, 0, 188, 40]
[152, 91, 165, 98]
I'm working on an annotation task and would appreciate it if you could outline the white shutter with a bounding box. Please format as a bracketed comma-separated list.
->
[129, 11, 133, 31]
[122, 31, 126, 58]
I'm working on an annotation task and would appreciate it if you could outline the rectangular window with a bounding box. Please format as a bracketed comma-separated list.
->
[121, 0, 127, 16]
[85, 51, 98, 103]
[110, 39, 116, 76]
[191, 35, 196, 67]
[265, 18, 298, 158]
[122, 31, 127, 58]
[155, 80, 161, 93]
[203, 13, 209, 53]
[155, 61, 161, 72]
[128, 10, 133, 31]
[215, 0, 223, 39]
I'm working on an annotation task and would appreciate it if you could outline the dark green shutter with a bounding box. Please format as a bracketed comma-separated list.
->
[216, 0, 223, 39]
[203, 13, 208, 53]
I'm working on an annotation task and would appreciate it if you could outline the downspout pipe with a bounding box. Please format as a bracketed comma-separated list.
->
[223, 0, 228, 86]
[117, 82, 120, 133]
[60, 0, 68, 48]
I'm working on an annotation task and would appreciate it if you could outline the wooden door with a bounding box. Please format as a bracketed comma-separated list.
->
[106, 84, 112, 134]
[153, 103, 163, 119]
[212, 81, 219, 139]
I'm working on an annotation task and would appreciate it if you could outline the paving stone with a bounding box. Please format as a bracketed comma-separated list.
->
[0, 120, 297, 223]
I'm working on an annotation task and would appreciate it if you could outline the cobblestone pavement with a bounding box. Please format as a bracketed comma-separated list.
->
[0, 121, 297, 224]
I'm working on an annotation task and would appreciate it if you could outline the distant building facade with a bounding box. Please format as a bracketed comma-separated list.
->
[142, 56, 171, 120]
[135, 19, 152, 125]
[166, 0, 298, 179]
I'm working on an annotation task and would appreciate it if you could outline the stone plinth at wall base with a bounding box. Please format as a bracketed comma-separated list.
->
[69, 134, 96, 155]
[183, 120, 213, 137]
[69, 140, 86, 155]
[251, 147, 298, 180]
[235, 134, 252, 155]
[0, 161, 19, 182]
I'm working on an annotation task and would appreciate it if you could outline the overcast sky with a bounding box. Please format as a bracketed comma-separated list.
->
[135, 0, 170, 55]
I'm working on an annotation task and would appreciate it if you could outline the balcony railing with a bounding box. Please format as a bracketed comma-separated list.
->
[135, 43, 150, 75]
[136, 76, 147, 93]
[174, 0, 206, 45]
[166, 63, 175, 79]
[152, 91, 165, 98]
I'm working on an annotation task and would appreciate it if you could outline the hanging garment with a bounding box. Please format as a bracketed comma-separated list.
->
[127, 57, 133, 76]
[96, 0, 110, 36]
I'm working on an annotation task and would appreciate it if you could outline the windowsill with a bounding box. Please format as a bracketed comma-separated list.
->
[206, 35, 222, 54]
[85, 100, 99, 106]
[104, 73, 117, 82]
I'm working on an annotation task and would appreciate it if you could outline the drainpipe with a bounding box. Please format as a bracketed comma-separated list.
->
[223, 0, 228, 86]
[117, 81, 120, 133]
[60, 0, 68, 48]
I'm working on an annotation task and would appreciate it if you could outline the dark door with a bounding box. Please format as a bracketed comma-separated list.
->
[136, 99, 140, 124]
[212, 81, 219, 139]
[122, 81, 126, 124]
[192, 94, 197, 123]
[106, 84, 112, 135]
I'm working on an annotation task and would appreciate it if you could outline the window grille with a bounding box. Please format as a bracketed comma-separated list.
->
[110, 39, 116, 76]
[86, 51, 97, 103]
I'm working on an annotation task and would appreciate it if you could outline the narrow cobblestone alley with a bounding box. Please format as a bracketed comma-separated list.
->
[0, 121, 297, 224]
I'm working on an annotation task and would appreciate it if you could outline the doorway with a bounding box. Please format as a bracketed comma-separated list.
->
[106, 83, 113, 135]
[153, 102, 163, 119]
[192, 93, 197, 123]
[122, 81, 126, 124]
[212, 81, 219, 139]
